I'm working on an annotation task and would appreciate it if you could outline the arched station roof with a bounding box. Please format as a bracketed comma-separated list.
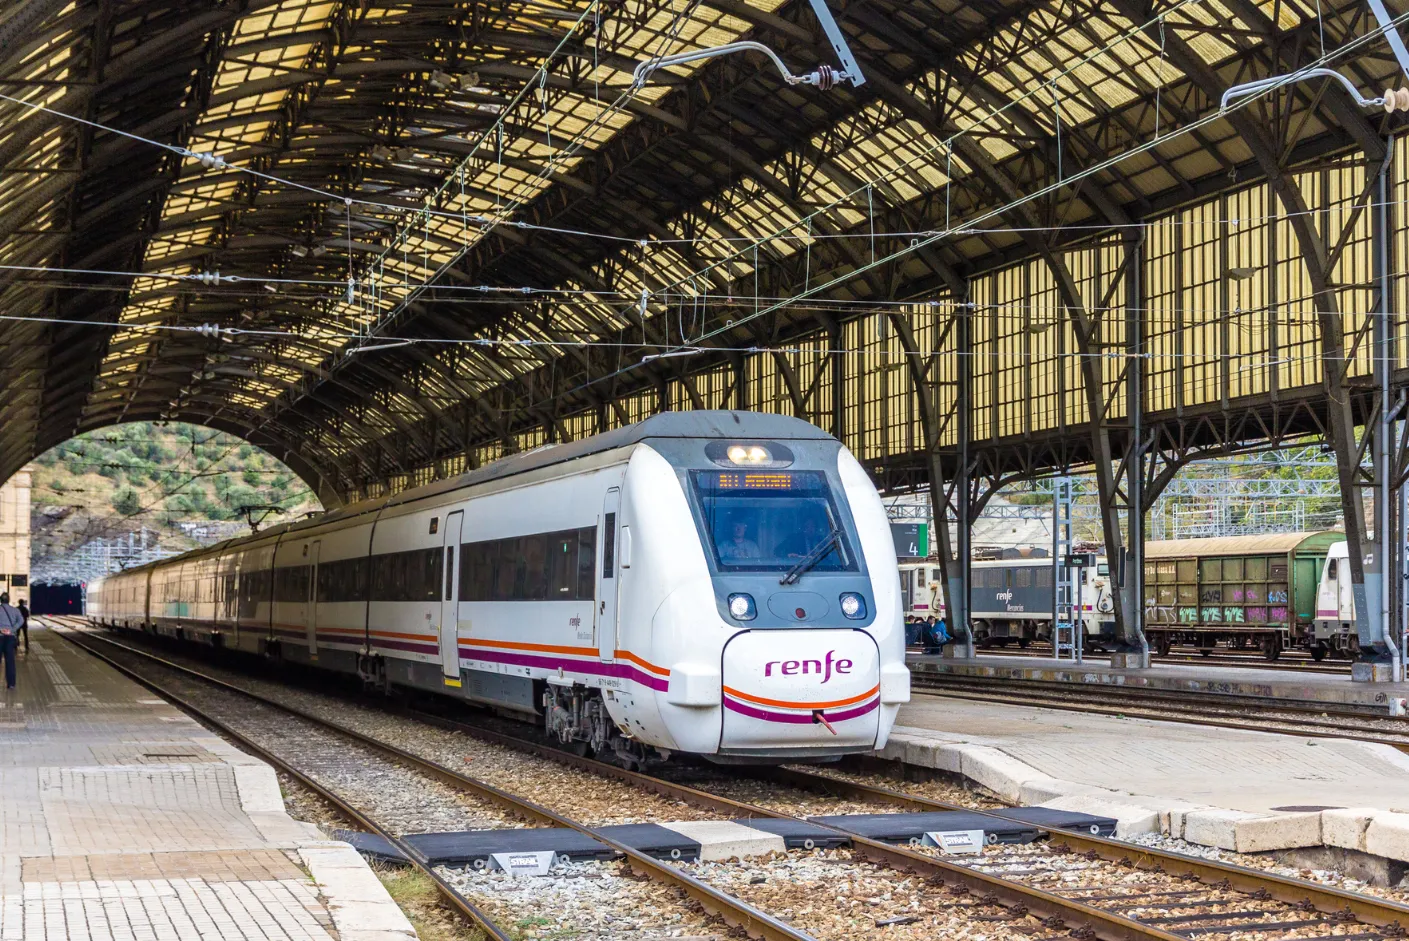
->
[0, 0, 1405, 504]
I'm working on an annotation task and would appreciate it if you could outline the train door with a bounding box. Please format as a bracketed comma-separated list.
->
[307, 541, 320, 658]
[440, 511, 464, 683]
[597, 488, 621, 661]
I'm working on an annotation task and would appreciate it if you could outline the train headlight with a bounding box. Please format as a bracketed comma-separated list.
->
[839, 592, 867, 620]
[728, 593, 757, 620]
[726, 444, 771, 465]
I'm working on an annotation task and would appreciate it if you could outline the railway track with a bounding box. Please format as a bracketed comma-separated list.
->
[54, 624, 804, 941]
[56, 619, 1409, 941]
[909, 644, 1354, 675]
[904, 672, 1409, 748]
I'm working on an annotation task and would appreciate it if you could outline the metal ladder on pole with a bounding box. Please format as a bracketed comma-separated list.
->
[1052, 477, 1079, 661]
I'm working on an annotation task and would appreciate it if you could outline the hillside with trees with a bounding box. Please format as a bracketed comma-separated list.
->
[31, 422, 320, 575]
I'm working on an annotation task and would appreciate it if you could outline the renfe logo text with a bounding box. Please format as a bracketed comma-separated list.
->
[764, 650, 853, 683]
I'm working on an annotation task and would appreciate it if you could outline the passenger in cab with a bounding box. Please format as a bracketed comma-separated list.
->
[719, 518, 761, 561]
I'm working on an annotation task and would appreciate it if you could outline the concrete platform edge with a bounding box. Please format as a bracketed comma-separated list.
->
[219, 715, 418, 938]
[878, 726, 1409, 863]
[299, 842, 418, 941]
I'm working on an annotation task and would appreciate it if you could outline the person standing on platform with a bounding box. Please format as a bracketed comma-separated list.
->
[0, 592, 20, 690]
[921, 581, 946, 654]
[16, 598, 28, 654]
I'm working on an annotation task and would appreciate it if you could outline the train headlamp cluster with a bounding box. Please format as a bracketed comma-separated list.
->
[727, 444, 772, 465]
[839, 592, 867, 620]
[728, 593, 757, 620]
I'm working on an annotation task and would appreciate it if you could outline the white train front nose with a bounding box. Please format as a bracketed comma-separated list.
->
[719, 629, 881, 751]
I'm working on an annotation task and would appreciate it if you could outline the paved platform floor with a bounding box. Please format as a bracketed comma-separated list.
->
[1, 624, 416, 941]
[884, 695, 1409, 861]
[907, 652, 1409, 710]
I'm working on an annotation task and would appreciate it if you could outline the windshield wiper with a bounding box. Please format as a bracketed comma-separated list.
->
[780, 528, 841, 585]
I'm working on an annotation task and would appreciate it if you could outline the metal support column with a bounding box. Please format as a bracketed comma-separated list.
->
[949, 300, 975, 659]
[1052, 476, 1079, 661]
[1369, 142, 1404, 681]
[1121, 230, 1151, 667]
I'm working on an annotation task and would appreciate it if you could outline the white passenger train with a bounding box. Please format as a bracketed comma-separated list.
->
[900, 557, 1117, 647]
[89, 412, 910, 765]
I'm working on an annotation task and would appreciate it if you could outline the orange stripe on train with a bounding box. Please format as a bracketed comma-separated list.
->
[721, 684, 880, 710]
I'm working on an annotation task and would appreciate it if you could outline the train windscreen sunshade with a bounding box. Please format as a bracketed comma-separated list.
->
[692, 469, 856, 573]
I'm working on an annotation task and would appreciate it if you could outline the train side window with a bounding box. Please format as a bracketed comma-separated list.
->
[1036, 568, 1052, 589]
[1016, 568, 1031, 588]
[603, 512, 616, 579]
[520, 534, 549, 601]
[445, 546, 455, 601]
[577, 527, 596, 599]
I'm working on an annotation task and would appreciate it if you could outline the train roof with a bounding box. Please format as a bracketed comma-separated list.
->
[1144, 532, 1344, 558]
[95, 411, 834, 581]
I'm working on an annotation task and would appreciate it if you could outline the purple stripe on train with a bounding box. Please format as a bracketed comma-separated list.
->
[459, 646, 669, 692]
[722, 696, 880, 725]
[373, 638, 441, 656]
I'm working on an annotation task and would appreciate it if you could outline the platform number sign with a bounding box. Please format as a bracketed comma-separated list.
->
[891, 522, 929, 560]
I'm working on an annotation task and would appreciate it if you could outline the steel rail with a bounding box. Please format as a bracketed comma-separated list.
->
[62, 623, 1182, 941]
[402, 699, 1409, 936]
[759, 764, 1409, 933]
[51, 627, 515, 941]
[52, 626, 814, 941]
[66, 622, 1409, 938]
[907, 666, 1388, 717]
[907, 677, 1409, 751]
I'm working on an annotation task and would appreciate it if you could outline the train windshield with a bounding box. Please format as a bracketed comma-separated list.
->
[691, 470, 856, 573]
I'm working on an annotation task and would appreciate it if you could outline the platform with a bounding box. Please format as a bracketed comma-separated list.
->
[907, 652, 1409, 711]
[883, 694, 1409, 869]
[0, 623, 415, 941]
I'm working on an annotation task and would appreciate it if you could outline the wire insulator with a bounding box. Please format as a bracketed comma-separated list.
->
[814, 64, 836, 90]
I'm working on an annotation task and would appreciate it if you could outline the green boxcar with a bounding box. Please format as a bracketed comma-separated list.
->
[1142, 532, 1344, 660]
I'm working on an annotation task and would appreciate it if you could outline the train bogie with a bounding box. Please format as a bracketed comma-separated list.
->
[89, 411, 909, 765]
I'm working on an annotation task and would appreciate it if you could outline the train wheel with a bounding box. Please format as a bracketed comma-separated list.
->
[1261, 634, 1282, 661]
[1310, 645, 1326, 662]
[1154, 634, 1171, 656]
[1017, 637, 1031, 649]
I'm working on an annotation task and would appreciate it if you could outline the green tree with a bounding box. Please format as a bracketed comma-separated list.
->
[112, 488, 142, 516]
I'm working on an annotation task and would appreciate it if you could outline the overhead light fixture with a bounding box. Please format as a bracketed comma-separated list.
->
[290, 244, 308, 258]
[429, 70, 454, 90]
[1227, 267, 1258, 281]
[371, 144, 393, 162]
[631, 0, 864, 90]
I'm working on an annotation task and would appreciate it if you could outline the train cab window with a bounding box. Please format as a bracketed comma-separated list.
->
[691, 469, 856, 573]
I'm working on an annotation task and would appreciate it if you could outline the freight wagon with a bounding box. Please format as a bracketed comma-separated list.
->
[1142, 532, 1343, 660]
